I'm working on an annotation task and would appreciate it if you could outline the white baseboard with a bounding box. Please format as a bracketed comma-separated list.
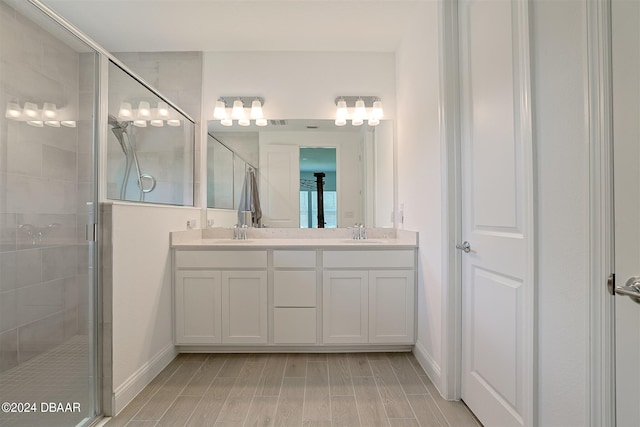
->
[413, 341, 443, 392]
[112, 344, 178, 415]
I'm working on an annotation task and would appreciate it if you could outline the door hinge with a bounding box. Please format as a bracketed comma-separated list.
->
[85, 223, 97, 242]
[607, 273, 615, 296]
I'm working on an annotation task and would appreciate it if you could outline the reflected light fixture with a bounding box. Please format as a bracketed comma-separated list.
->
[167, 119, 181, 127]
[137, 101, 151, 119]
[23, 102, 39, 119]
[220, 118, 233, 127]
[5, 101, 22, 119]
[334, 96, 384, 127]
[150, 119, 164, 127]
[42, 102, 57, 119]
[118, 102, 133, 120]
[26, 120, 43, 127]
[133, 120, 147, 127]
[157, 101, 170, 119]
[45, 120, 61, 127]
[61, 120, 76, 128]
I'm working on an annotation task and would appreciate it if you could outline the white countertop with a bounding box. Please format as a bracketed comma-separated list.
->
[171, 228, 418, 249]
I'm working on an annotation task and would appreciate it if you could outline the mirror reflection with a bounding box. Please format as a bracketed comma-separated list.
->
[207, 119, 395, 228]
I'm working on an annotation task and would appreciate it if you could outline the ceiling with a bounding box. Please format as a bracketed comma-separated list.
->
[42, 0, 432, 53]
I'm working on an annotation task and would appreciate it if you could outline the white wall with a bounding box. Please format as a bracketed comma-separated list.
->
[203, 52, 396, 120]
[532, 1, 590, 425]
[395, 1, 443, 385]
[109, 203, 199, 413]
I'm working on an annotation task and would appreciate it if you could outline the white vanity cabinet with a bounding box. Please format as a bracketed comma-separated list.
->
[173, 250, 268, 345]
[323, 250, 416, 345]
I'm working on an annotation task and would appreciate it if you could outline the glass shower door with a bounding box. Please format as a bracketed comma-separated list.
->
[0, 1, 98, 425]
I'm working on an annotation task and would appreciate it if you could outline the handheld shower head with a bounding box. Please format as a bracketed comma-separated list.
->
[108, 114, 129, 156]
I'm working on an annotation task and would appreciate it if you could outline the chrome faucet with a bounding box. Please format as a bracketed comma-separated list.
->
[233, 224, 249, 240]
[352, 223, 367, 240]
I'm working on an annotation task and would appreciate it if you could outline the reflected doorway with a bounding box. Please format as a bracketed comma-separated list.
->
[300, 147, 337, 228]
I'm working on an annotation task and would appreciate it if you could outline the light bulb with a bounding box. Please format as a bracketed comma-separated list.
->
[213, 100, 227, 119]
[133, 120, 147, 127]
[167, 119, 181, 127]
[255, 118, 268, 127]
[372, 100, 384, 119]
[354, 98, 366, 120]
[42, 102, 57, 119]
[118, 102, 133, 119]
[23, 102, 39, 119]
[150, 119, 164, 127]
[221, 118, 233, 127]
[5, 102, 22, 119]
[137, 101, 151, 119]
[157, 101, 170, 118]
[45, 120, 61, 127]
[367, 117, 380, 126]
[238, 118, 250, 127]
[250, 99, 264, 119]
[335, 117, 347, 126]
[61, 121, 76, 128]
[231, 99, 245, 119]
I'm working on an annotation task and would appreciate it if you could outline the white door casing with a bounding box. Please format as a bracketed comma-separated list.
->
[259, 144, 300, 227]
[459, 1, 535, 426]
[611, 1, 640, 425]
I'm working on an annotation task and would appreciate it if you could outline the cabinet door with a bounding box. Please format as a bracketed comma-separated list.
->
[369, 270, 415, 344]
[175, 270, 221, 344]
[221, 271, 268, 343]
[322, 270, 369, 343]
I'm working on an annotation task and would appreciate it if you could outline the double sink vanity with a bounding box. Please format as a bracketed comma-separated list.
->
[171, 227, 418, 351]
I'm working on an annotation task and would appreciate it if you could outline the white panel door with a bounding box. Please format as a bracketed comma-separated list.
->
[221, 271, 268, 344]
[368, 270, 414, 344]
[322, 270, 368, 343]
[459, 1, 534, 426]
[259, 144, 300, 227]
[174, 270, 222, 344]
[611, 1, 640, 425]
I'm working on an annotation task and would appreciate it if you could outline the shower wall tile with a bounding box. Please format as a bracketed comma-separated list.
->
[0, 329, 18, 373]
[0, 213, 16, 252]
[64, 275, 78, 311]
[15, 248, 42, 288]
[42, 245, 77, 282]
[7, 136, 42, 177]
[0, 290, 17, 332]
[17, 213, 76, 248]
[42, 145, 77, 181]
[18, 311, 65, 363]
[0, 252, 16, 291]
[64, 307, 78, 339]
[16, 278, 65, 325]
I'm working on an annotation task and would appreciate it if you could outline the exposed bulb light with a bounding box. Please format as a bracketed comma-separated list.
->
[157, 101, 170, 119]
[133, 120, 147, 127]
[5, 102, 22, 119]
[238, 118, 250, 127]
[118, 102, 133, 119]
[150, 119, 164, 127]
[213, 99, 227, 119]
[45, 120, 61, 127]
[255, 118, 268, 127]
[372, 99, 384, 119]
[167, 119, 181, 127]
[23, 102, 39, 119]
[61, 120, 76, 128]
[250, 99, 264, 119]
[220, 118, 233, 127]
[137, 101, 151, 119]
[232, 99, 245, 119]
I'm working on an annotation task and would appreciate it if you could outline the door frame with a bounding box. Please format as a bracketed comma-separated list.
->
[586, 0, 616, 426]
[439, 1, 536, 425]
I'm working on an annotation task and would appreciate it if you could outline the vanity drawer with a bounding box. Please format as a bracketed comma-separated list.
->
[175, 250, 267, 269]
[323, 250, 414, 269]
[274, 308, 317, 344]
[274, 271, 317, 307]
[273, 250, 316, 268]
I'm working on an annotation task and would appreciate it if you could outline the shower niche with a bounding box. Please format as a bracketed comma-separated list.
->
[107, 61, 195, 206]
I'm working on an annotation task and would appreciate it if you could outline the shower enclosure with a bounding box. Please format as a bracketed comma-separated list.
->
[0, 1, 195, 426]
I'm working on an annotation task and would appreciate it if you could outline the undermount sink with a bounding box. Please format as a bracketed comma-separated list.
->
[340, 239, 386, 244]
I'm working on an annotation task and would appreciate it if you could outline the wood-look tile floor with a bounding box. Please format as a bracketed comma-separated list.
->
[105, 352, 481, 427]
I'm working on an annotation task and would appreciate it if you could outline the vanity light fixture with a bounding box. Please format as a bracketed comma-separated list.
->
[118, 102, 133, 120]
[137, 101, 151, 119]
[334, 96, 384, 127]
[42, 102, 57, 119]
[213, 96, 268, 127]
[156, 101, 170, 119]
[5, 101, 22, 119]
[23, 102, 40, 119]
